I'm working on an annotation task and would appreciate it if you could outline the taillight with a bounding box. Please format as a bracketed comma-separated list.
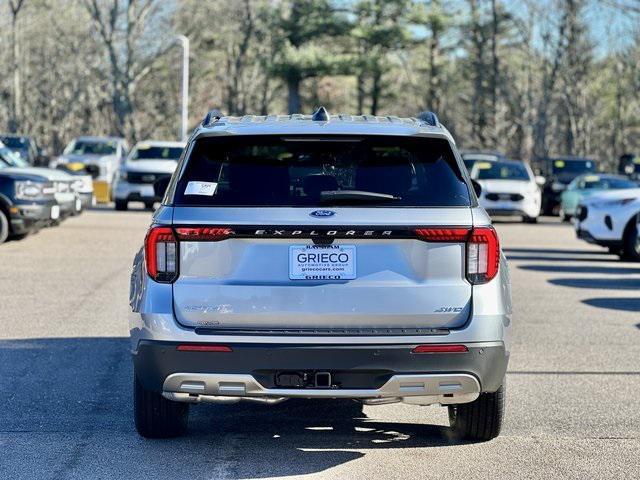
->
[145, 227, 178, 283]
[466, 226, 500, 284]
[414, 228, 470, 242]
[413, 225, 500, 285]
[175, 227, 234, 241]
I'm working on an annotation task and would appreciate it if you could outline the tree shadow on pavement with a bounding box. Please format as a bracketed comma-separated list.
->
[518, 264, 640, 275]
[548, 278, 640, 290]
[582, 297, 640, 313]
[0, 337, 465, 479]
[504, 247, 609, 256]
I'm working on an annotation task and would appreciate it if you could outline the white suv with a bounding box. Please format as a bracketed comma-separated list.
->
[129, 108, 512, 441]
[575, 188, 640, 260]
[471, 159, 542, 223]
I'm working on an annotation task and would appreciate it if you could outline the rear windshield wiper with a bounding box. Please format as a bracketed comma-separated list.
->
[319, 190, 401, 203]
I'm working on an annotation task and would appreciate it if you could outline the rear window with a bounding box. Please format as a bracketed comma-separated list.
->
[172, 135, 471, 207]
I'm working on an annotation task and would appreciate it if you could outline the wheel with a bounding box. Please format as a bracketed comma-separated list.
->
[134, 374, 189, 438]
[144, 201, 155, 210]
[0, 209, 9, 244]
[559, 210, 571, 222]
[608, 246, 622, 256]
[621, 213, 640, 262]
[523, 216, 538, 224]
[448, 382, 505, 442]
[115, 199, 128, 211]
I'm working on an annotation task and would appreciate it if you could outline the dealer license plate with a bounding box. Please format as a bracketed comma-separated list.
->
[289, 245, 356, 280]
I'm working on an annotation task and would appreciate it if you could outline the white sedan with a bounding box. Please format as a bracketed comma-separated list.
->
[470, 160, 542, 223]
[574, 188, 640, 260]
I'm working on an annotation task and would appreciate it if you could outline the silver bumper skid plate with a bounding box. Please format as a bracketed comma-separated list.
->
[162, 373, 480, 406]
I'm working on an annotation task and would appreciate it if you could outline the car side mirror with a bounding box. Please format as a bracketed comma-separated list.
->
[471, 179, 482, 197]
[535, 175, 546, 186]
[154, 176, 171, 198]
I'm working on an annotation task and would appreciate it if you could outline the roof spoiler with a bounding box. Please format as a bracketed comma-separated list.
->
[202, 108, 224, 127]
[417, 111, 439, 126]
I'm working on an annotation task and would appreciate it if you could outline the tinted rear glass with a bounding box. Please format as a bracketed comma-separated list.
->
[173, 135, 470, 207]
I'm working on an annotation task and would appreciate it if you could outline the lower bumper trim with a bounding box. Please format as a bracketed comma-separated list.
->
[162, 372, 480, 406]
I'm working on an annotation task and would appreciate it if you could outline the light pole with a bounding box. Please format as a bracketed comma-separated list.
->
[175, 35, 189, 141]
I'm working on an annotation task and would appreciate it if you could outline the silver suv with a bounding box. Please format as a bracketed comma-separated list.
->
[129, 108, 511, 441]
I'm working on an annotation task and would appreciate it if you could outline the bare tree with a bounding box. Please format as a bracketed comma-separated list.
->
[8, 0, 26, 132]
[83, 0, 171, 140]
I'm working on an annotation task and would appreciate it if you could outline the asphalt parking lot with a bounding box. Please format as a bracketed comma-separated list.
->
[1, 209, 639, 479]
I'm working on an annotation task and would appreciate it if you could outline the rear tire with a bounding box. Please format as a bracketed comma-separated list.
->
[0, 210, 9, 244]
[115, 200, 128, 211]
[134, 374, 189, 438]
[523, 216, 537, 224]
[448, 382, 505, 442]
[144, 201, 155, 210]
[10, 232, 30, 241]
[621, 214, 640, 262]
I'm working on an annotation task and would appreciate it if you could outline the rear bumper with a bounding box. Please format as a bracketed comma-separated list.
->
[133, 340, 508, 401]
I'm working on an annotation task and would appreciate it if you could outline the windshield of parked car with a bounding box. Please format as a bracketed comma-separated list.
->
[66, 140, 117, 156]
[551, 159, 595, 175]
[173, 135, 471, 207]
[0, 147, 29, 167]
[129, 145, 183, 161]
[0, 136, 26, 148]
[473, 161, 530, 181]
[579, 175, 637, 190]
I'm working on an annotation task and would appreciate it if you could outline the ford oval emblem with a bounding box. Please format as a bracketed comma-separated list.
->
[310, 209, 336, 218]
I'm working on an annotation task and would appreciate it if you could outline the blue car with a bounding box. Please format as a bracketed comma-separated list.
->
[559, 173, 638, 221]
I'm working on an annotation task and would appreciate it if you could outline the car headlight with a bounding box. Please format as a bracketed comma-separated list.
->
[15, 181, 56, 200]
[551, 182, 565, 192]
[593, 198, 636, 209]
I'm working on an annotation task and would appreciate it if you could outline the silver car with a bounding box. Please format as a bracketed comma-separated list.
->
[113, 140, 185, 210]
[129, 109, 512, 441]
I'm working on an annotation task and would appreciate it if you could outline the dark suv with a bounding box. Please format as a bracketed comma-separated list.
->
[539, 157, 596, 215]
[0, 164, 59, 244]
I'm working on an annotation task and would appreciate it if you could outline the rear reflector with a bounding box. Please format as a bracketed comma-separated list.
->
[176, 344, 232, 352]
[411, 344, 468, 354]
[175, 227, 234, 241]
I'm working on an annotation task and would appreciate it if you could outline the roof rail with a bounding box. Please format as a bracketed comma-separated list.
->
[202, 108, 224, 127]
[416, 111, 439, 126]
[312, 106, 330, 122]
